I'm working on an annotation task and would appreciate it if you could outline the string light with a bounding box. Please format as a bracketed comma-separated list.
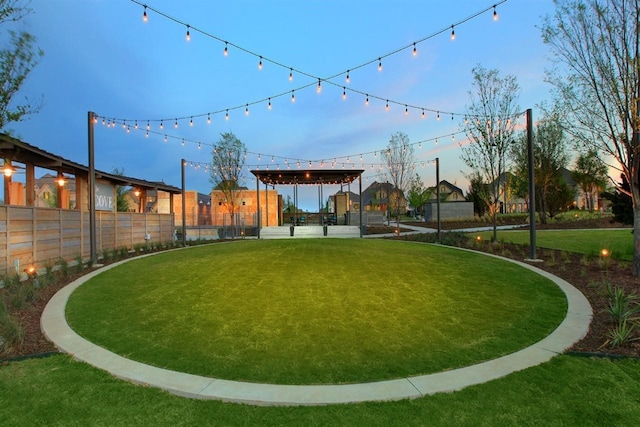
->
[493, 5, 498, 21]
[289, 68, 293, 81]
[134, 121, 138, 129]
[142, 5, 148, 22]
[421, 109, 426, 119]
[181, 139, 185, 146]
[385, 100, 389, 111]
[174, 119, 178, 128]
[146, 121, 150, 130]
[378, 58, 382, 71]
[164, 135, 168, 143]
[207, 113, 211, 124]
[268, 98, 272, 110]
[405, 105, 409, 115]
[342, 87, 347, 100]
[189, 117, 193, 127]
[437, 111, 441, 120]
[186, 25, 190, 41]
[225, 110, 229, 120]
[245, 104, 249, 115]
[258, 56, 263, 70]
[198, 142, 201, 149]
[365, 95, 369, 106]
[346, 70, 350, 84]
[413, 43, 417, 56]
[317, 78, 322, 93]
[291, 90, 295, 103]
[160, 120, 164, 129]
[451, 25, 456, 40]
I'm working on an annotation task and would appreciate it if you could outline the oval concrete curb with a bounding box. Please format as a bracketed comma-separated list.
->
[41, 245, 592, 406]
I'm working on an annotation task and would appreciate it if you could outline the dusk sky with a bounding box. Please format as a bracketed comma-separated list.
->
[8, 0, 556, 210]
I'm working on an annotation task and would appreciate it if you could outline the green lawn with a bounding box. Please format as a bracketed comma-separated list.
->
[1, 354, 639, 425]
[472, 229, 634, 261]
[66, 239, 566, 384]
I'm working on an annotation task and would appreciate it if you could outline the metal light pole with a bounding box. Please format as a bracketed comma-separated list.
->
[526, 108, 537, 260]
[87, 111, 97, 266]
[181, 158, 186, 246]
[436, 157, 441, 244]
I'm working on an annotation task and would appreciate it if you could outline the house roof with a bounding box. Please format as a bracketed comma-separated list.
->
[0, 133, 181, 194]
[250, 169, 363, 186]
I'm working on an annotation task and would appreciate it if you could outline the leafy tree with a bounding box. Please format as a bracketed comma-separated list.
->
[603, 174, 634, 225]
[542, 0, 640, 275]
[544, 174, 575, 219]
[407, 174, 432, 217]
[383, 132, 414, 227]
[209, 132, 247, 237]
[465, 172, 489, 217]
[112, 167, 130, 212]
[0, 0, 44, 130]
[510, 109, 570, 223]
[572, 149, 609, 212]
[461, 65, 520, 240]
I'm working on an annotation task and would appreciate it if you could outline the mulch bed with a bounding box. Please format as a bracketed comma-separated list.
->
[2, 221, 639, 361]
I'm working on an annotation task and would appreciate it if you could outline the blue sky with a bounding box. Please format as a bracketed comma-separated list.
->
[8, 0, 556, 210]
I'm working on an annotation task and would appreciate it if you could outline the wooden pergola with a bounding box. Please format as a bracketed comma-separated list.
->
[250, 169, 365, 238]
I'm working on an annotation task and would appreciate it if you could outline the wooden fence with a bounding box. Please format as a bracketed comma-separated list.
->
[0, 205, 175, 276]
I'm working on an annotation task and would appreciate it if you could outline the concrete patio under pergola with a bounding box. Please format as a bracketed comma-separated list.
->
[250, 169, 365, 238]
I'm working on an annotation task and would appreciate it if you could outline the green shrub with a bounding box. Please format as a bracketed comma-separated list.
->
[605, 282, 640, 324]
[608, 319, 639, 347]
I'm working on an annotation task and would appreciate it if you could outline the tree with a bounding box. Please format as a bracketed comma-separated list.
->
[603, 174, 634, 224]
[0, 0, 44, 130]
[510, 109, 570, 223]
[209, 132, 247, 237]
[461, 65, 520, 240]
[542, 0, 640, 275]
[112, 167, 130, 212]
[572, 149, 609, 212]
[466, 172, 490, 217]
[383, 132, 414, 228]
[407, 173, 432, 218]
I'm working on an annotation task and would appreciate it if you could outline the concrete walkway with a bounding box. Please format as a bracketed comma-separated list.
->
[41, 246, 592, 406]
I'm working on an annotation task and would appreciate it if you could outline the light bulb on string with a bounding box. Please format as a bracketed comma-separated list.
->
[258, 56, 263, 70]
[493, 6, 498, 21]
[268, 98, 272, 110]
[291, 90, 295, 103]
[413, 43, 417, 56]
[405, 105, 409, 115]
[174, 119, 178, 128]
[421, 109, 426, 119]
[146, 121, 150, 130]
[198, 143, 201, 150]
[289, 68, 293, 81]
[365, 95, 369, 106]
[342, 88, 347, 100]
[186, 25, 191, 41]
[450, 25, 455, 41]
[163, 135, 168, 143]
[385, 100, 389, 111]
[134, 121, 138, 129]
[142, 6, 148, 22]
[145, 131, 149, 138]
[346, 70, 350, 84]
[437, 111, 441, 121]
[378, 58, 382, 71]
[317, 79, 322, 93]
[435, 138, 439, 145]
[181, 139, 185, 146]
[101, 118, 105, 125]
[207, 114, 211, 124]
[189, 117, 194, 127]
